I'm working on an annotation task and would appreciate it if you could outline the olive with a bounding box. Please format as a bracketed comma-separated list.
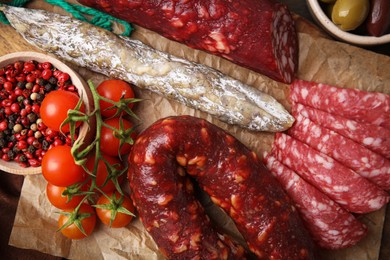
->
[320, 0, 336, 3]
[331, 0, 370, 31]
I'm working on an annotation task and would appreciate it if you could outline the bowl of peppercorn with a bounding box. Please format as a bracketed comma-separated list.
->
[0, 51, 95, 175]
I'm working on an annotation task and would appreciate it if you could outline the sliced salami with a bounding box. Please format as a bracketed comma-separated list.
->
[290, 79, 390, 128]
[263, 153, 368, 249]
[271, 133, 389, 214]
[293, 103, 390, 159]
[289, 112, 390, 190]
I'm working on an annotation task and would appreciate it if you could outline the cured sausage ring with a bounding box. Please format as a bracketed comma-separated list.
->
[128, 116, 315, 259]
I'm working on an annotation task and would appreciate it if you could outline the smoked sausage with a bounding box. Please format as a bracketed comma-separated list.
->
[128, 116, 315, 259]
[77, 0, 298, 83]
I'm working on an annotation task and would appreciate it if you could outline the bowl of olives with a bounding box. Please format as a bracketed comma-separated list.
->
[306, 0, 390, 45]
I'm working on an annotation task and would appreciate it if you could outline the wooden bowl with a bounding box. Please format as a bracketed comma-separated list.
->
[306, 0, 390, 46]
[0, 51, 95, 175]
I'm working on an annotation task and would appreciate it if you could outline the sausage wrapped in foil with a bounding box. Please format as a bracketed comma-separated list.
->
[2, 6, 294, 132]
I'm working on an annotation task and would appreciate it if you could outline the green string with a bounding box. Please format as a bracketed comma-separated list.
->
[0, 0, 31, 24]
[0, 0, 133, 36]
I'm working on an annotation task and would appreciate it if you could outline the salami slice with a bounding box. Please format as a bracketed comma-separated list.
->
[293, 103, 390, 159]
[289, 112, 390, 190]
[263, 153, 368, 249]
[271, 133, 389, 214]
[290, 79, 390, 128]
[128, 116, 315, 259]
[77, 0, 298, 83]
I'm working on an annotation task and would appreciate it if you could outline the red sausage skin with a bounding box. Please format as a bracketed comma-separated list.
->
[128, 116, 315, 259]
[77, 0, 298, 83]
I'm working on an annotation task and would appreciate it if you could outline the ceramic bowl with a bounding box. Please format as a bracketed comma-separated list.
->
[306, 0, 390, 46]
[0, 51, 95, 175]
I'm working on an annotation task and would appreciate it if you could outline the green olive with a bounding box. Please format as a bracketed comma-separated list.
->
[331, 0, 370, 31]
[320, 0, 336, 3]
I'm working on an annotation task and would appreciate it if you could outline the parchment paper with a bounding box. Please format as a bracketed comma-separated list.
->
[2, 0, 389, 259]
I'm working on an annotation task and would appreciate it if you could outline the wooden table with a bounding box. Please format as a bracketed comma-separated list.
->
[0, 0, 389, 259]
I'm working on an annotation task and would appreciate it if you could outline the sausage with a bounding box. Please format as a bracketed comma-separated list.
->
[128, 116, 315, 259]
[289, 111, 390, 190]
[3, 6, 294, 132]
[263, 153, 368, 249]
[271, 133, 389, 214]
[76, 0, 298, 84]
[366, 0, 390, 37]
[290, 79, 390, 129]
[293, 103, 390, 159]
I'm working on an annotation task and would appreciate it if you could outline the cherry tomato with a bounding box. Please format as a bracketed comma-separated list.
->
[100, 117, 137, 157]
[46, 183, 85, 210]
[40, 90, 84, 133]
[58, 203, 96, 240]
[85, 154, 125, 193]
[95, 191, 135, 228]
[42, 145, 86, 187]
[96, 79, 135, 118]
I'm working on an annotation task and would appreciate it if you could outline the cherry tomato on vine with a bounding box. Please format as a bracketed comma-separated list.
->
[40, 90, 84, 132]
[96, 79, 136, 118]
[58, 203, 96, 240]
[95, 191, 135, 228]
[42, 145, 86, 187]
[100, 117, 137, 157]
[84, 154, 125, 193]
[46, 183, 86, 210]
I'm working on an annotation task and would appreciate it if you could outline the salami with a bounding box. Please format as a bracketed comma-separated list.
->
[289, 112, 390, 190]
[290, 79, 390, 128]
[293, 103, 390, 159]
[128, 116, 315, 259]
[77, 0, 298, 83]
[263, 153, 368, 249]
[271, 133, 389, 214]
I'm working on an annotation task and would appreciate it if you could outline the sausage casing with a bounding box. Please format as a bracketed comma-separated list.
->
[77, 0, 298, 83]
[128, 116, 315, 259]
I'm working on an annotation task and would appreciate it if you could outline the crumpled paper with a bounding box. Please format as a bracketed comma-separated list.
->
[2, 0, 390, 259]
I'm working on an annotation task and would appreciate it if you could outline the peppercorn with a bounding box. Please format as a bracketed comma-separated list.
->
[7, 150, 15, 160]
[48, 76, 57, 85]
[44, 82, 55, 92]
[27, 113, 37, 123]
[25, 82, 33, 90]
[36, 77, 46, 86]
[17, 95, 25, 103]
[16, 81, 26, 89]
[27, 145, 36, 154]
[19, 154, 27, 162]
[8, 135, 16, 143]
[9, 114, 18, 123]
[0, 138, 6, 148]
[12, 145, 20, 153]
[42, 140, 50, 150]
[3, 129, 11, 136]
[36, 93, 44, 102]
[8, 121, 15, 130]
